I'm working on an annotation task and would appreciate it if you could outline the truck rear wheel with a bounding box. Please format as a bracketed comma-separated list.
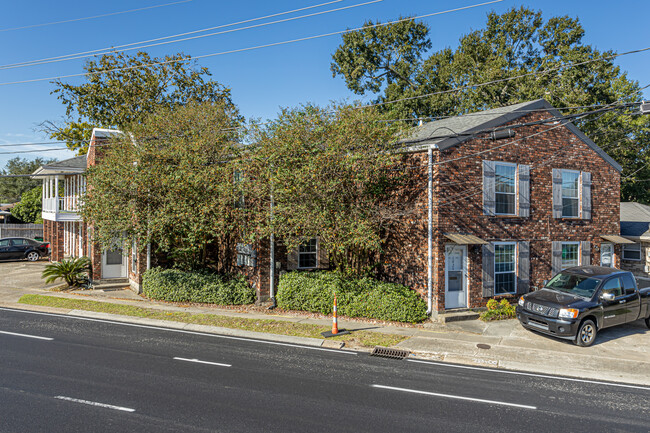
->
[574, 319, 597, 347]
[645, 316, 650, 329]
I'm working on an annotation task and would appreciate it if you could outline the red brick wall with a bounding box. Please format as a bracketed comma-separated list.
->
[384, 110, 621, 311]
[44, 220, 65, 262]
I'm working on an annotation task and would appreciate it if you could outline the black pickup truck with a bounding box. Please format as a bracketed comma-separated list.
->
[516, 266, 650, 346]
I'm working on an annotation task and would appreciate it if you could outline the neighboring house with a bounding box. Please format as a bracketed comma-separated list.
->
[377, 99, 627, 313]
[620, 202, 650, 278]
[33, 128, 148, 291]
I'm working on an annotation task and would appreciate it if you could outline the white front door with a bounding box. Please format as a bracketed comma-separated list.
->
[102, 246, 127, 279]
[445, 244, 467, 309]
[600, 243, 614, 267]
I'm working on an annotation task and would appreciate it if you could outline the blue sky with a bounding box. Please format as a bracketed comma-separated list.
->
[1, 0, 649, 168]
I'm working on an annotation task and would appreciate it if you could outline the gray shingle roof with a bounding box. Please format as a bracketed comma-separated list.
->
[31, 155, 87, 176]
[621, 202, 650, 238]
[401, 99, 622, 172]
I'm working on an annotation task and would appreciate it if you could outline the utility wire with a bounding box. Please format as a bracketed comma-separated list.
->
[0, 0, 192, 33]
[0, 0, 375, 70]
[0, 0, 504, 86]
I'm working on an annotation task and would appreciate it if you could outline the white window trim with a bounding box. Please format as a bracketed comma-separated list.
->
[297, 237, 319, 270]
[622, 243, 642, 261]
[561, 241, 581, 270]
[494, 162, 518, 216]
[494, 241, 517, 295]
[560, 169, 581, 219]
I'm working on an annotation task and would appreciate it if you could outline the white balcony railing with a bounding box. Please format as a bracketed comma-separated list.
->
[43, 197, 82, 214]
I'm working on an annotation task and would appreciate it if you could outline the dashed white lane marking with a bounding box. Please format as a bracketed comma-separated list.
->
[173, 357, 231, 367]
[407, 359, 650, 391]
[372, 384, 537, 410]
[54, 396, 135, 412]
[0, 307, 356, 355]
[0, 330, 53, 341]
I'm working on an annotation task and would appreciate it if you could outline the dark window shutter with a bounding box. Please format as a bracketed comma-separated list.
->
[483, 161, 496, 216]
[552, 169, 562, 218]
[552, 241, 562, 276]
[482, 243, 495, 297]
[518, 164, 530, 218]
[287, 247, 298, 270]
[581, 241, 591, 266]
[517, 241, 530, 294]
[581, 172, 592, 220]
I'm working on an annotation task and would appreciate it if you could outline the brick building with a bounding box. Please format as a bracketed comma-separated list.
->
[35, 128, 148, 291]
[379, 99, 627, 314]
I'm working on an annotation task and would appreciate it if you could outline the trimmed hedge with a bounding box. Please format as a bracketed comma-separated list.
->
[277, 271, 428, 323]
[142, 267, 255, 305]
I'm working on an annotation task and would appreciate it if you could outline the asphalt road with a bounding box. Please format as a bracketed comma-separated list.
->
[1, 307, 649, 433]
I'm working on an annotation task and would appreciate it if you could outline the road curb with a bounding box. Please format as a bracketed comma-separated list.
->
[0, 302, 328, 348]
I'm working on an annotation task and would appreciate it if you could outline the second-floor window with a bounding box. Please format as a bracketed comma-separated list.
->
[483, 161, 530, 217]
[495, 163, 516, 215]
[561, 170, 580, 218]
[552, 169, 591, 219]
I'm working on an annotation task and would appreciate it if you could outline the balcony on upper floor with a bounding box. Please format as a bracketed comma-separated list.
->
[32, 156, 87, 222]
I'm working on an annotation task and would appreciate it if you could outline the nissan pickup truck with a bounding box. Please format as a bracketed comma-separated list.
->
[516, 266, 650, 346]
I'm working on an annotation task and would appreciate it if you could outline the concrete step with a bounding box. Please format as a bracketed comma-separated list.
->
[436, 310, 481, 324]
[91, 278, 129, 291]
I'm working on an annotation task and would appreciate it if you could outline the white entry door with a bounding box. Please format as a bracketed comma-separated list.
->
[445, 244, 467, 309]
[600, 243, 614, 267]
[102, 246, 127, 279]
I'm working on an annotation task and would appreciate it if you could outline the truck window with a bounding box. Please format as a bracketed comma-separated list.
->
[621, 274, 636, 295]
[601, 278, 623, 298]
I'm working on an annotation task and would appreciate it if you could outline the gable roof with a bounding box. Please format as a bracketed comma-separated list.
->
[621, 202, 650, 239]
[31, 155, 87, 176]
[401, 99, 622, 172]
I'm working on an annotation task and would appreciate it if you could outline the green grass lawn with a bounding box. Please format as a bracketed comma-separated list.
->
[18, 294, 407, 349]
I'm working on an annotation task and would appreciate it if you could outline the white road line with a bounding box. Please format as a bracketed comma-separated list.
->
[0, 330, 53, 341]
[407, 359, 650, 391]
[0, 307, 357, 355]
[173, 357, 231, 367]
[54, 396, 135, 412]
[372, 384, 537, 410]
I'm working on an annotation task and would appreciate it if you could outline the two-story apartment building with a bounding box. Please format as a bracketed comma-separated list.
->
[34, 128, 146, 288]
[378, 99, 628, 313]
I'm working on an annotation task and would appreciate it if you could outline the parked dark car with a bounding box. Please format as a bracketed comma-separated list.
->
[516, 266, 650, 347]
[0, 237, 50, 262]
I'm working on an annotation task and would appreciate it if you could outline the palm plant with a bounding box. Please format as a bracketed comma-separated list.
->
[42, 257, 92, 288]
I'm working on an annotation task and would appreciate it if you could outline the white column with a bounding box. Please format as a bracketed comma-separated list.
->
[54, 177, 59, 214]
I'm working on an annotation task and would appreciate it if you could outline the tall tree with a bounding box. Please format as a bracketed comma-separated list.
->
[81, 101, 243, 271]
[0, 157, 55, 203]
[331, 7, 650, 202]
[44, 51, 240, 154]
[11, 186, 43, 224]
[244, 103, 405, 274]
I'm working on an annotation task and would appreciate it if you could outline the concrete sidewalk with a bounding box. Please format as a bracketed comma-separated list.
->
[1, 280, 649, 386]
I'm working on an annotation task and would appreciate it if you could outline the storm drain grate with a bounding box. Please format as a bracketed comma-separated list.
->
[370, 346, 410, 360]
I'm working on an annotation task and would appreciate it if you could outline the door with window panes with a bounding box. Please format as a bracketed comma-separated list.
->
[445, 245, 467, 309]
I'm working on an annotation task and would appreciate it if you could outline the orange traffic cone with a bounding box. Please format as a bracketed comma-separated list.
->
[331, 294, 339, 335]
[320, 292, 349, 338]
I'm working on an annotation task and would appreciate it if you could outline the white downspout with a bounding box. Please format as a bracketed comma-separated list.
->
[427, 146, 433, 315]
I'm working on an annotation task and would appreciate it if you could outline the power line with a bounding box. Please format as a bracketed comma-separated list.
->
[0, 0, 376, 70]
[0, 0, 504, 86]
[0, 0, 192, 33]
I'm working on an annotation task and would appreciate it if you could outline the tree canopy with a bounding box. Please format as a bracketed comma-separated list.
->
[11, 186, 43, 224]
[331, 7, 650, 202]
[0, 157, 54, 203]
[45, 51, 240, 154]
[81, 101, 244, 271]
[244, 103, 404, 274]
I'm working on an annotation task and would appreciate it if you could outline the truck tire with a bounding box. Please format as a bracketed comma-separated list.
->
[574, 319, 597, 347]
[645, 316, 650, 329]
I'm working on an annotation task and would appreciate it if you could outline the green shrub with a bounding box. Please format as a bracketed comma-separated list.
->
[142, 268, 255, 305]
[42, 257, 91, 287]
[276, 271, 428, 323]
[480, 298, 516, 321]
